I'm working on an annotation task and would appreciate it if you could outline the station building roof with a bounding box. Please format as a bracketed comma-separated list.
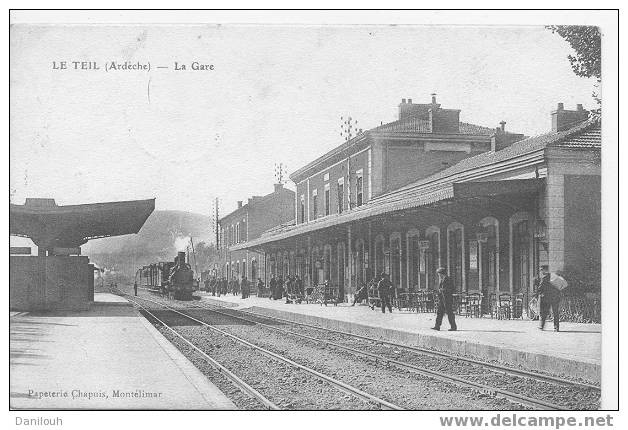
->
[232, 115, 600, 251]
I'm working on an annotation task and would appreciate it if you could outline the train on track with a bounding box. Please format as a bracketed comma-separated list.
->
[137, 251, 198, 300]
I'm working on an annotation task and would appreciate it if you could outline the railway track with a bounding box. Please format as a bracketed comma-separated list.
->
[124, 293, 404, 410]
[180, 297, 599, 410]
[125, 296, 278, 410]
[234, 306, 600, 391]
[117, 288, 599, 410]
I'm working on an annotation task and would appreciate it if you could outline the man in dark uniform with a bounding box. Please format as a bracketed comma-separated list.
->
[269, 275, 276, 300]
[534, 265, 562, 332]
[241, 276, 249, 299]
[133, 281, 138, 296]
[377, 272, 393, 313]
[256, 278, 264, 297]
[432, 267, 457, 331]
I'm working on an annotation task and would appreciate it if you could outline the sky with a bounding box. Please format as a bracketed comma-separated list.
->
[10, 24, 598, 218]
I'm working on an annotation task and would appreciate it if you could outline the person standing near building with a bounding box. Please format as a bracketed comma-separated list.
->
[269, 275, 277, 300]
[377, 272, 393, 313]
[432, 267, 457, 331]
[351, 283, 368, 306]
[257, 278, 264, 297]
[534, 265, 562, 332]
[241, 276, 249, 299]
[133, 281, 138, 296]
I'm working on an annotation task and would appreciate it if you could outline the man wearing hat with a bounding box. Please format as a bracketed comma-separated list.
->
[432, 267, 457, 331]
[534, 265, 562, 332]
[377, 272, 393, 313]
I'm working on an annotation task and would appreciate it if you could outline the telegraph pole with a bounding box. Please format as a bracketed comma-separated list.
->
[274, 162, 288, 186]
[274, 163, 288, 235]
[340, 115, 361, 209]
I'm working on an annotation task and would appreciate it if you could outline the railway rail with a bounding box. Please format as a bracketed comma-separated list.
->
[125, 296, 278, 409]
[235, 307, 600, 391]
[116, 287, 600, 410]
[123, 293, 404, 410]
[175, 296, 599, 410]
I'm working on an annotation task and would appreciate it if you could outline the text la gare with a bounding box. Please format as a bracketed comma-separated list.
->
[175, 61, 214, 71]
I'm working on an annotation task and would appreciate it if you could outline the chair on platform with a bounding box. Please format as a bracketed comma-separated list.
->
[498, 293, 513, 320]
[466, 292, 483, 318]
[488, 293, 499, 319]
[512, 293, 525, 319]
[455, 293, 468, 316]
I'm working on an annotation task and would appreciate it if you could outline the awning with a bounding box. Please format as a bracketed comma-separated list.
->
[232, 178, 544, 251]
[10, 198, 156, 248]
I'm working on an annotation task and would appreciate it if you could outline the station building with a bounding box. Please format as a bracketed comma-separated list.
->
[218, 183, 295, 282]
[233, 96, 601, 308]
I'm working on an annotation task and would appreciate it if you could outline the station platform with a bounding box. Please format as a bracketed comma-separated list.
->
[200, 293, 601, 383]
[10, 293, 236, 410]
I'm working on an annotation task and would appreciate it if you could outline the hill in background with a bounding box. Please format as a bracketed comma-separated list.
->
[83, 210, 214, 281]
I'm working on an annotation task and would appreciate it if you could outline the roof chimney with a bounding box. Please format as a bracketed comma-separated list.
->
[431, 93, 437, 104]
[407, 98, 412, 104]
[274, 183, 284, 193]
[401, 98, 406, 104]
[237, 200, 243, 209]
[491, 123, 525, 152]
[551, 102, 589, 132]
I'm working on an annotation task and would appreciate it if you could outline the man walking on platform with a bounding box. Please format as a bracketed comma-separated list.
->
[534, 265, 563, 332]
[432, 267, 457, 331]
[377, 272, 393, 313]
[241, 276, 250, 299]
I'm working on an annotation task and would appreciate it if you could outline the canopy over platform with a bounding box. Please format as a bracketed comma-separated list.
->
[10, 198, 155, 250]
[232, 178, 544, 251]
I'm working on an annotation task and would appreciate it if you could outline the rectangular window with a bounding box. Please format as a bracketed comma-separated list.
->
[324, 183, 330, 216]
[337, 178, 344, 214]
[312, 189, 318, 219]
[323, 172, 330, 182]
[300, 195, 305, 223]
[356, 170, 364, 207]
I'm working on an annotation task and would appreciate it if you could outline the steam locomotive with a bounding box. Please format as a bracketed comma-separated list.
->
[138, 251, 198, 300]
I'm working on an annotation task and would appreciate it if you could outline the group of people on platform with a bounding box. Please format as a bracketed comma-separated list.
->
[203, 276, 261, 299]
[200, 264, 563, 333]
[268, 275, 305, 303]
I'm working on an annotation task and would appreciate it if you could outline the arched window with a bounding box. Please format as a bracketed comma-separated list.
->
[337, 242, 346, 296]
[283, 253, 290, 277]
[251, 259, 258, 281]
[312, 246, 320, 285]
[447, 222, 465, 291]
[354, 239, 365, 286]
[276, 252, 282, 278]
[509, 212, 533, 295]
[390, 232, 402, 289]
[425, 226, 441, 290]
[323, 244, 332, 283]
[374, 235, 385, 276]
[478, 217, 500, 294]
[406, 229, 421, 291]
